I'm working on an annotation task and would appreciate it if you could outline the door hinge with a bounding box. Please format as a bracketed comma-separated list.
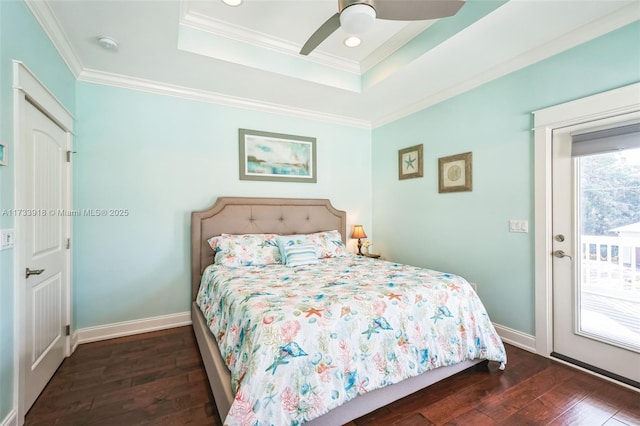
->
[65, 325, 70, 336]
[66, 238, 71, 249]
[66, 150, 76, 162]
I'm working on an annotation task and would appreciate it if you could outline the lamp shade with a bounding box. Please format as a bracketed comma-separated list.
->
[351, 225, 367, 239]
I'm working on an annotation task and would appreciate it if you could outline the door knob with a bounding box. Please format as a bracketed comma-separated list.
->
[25, 267, 45, 278]
[553, 250, 573, 260]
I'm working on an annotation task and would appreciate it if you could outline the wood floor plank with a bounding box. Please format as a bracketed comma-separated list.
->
[442, 408, 495, 425]
[391, 412, 434, 426]
[24, 326, 639, 426]
[546, 393, 620, 426]
[475, 363, 576, 422]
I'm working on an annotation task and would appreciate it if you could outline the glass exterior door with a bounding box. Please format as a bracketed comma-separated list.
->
[552, 119, 640, 387]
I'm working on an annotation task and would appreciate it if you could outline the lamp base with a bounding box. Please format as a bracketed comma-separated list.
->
[357, 238, 363, 256]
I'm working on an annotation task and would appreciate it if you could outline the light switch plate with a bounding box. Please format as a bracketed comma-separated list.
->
[509, 220, 529, 233]
[1, 229, 15, 250]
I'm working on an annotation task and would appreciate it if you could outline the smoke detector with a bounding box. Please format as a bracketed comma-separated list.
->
[97, 36, 119, 50]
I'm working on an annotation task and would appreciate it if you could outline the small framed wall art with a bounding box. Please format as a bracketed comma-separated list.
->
[0, 142, 7, 166]
[239, 129, 317, 183]
[398, 144, 423, 180]
[438, 152, 472, 193]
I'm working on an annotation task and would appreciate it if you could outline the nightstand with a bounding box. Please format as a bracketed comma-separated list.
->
[363, 253, 381, 259]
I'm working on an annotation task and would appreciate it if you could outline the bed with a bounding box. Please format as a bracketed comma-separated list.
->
[191, 197, 506, 425]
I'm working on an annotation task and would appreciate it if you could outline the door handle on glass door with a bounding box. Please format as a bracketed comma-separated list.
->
[553, 250, 573, 260]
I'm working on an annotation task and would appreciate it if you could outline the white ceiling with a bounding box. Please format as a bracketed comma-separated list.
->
[28, 0, 639, 128]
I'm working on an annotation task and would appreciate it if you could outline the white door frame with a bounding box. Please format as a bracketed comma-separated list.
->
[13, 61, 74, 424]
[533, 82, 640, 357]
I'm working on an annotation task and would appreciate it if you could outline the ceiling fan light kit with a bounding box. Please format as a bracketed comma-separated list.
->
[300, 0, 466, 56]
[340, 4, 376, 34]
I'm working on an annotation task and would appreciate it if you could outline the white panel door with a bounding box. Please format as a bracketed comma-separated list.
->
[552, 114, 640, 387]
[23, 101, 69, 411]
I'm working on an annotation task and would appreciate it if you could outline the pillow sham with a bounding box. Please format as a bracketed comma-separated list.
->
[306, 230, 347, 258]
[208, 233, 281, 267]
[283, 243, 319, 267]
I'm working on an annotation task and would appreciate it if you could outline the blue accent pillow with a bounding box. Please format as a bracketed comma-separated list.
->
[283, 244, 319, 267]
[276, 235, 309, 262]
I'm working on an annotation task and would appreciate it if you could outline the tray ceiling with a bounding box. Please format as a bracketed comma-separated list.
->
[28, 0, 640, 127]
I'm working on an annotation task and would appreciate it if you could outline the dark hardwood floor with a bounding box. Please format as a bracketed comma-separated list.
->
[25, 326, 639, 426]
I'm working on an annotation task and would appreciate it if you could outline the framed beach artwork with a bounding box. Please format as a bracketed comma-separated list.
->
[239, 129, 317, 183]
[398, 144, 423, 180]
[438, 152, 472, 193]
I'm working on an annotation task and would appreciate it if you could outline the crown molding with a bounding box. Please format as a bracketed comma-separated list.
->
[180, 6, 361, 75]
[78, 68, 371, 129]
[373, 2, 640, 128]
[25, 0, 636, 132]
[179, 1, 432, 76]
[23, 0, 83, 78]
[360, 21, 434, 73]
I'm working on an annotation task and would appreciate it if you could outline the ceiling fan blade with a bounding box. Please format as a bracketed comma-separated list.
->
[300, 13, 341, 56]
[373, 0, 465, 21]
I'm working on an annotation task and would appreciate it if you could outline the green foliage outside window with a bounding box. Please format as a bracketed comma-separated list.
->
[580, 149, 640, 236]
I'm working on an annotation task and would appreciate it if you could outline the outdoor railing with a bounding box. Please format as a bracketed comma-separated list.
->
[580, 235, 640, 300]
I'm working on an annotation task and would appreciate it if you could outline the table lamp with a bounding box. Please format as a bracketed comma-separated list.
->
[351, 225, 367, 256]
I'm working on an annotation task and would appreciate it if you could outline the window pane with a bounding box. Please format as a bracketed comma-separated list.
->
[578, 147, 640, 352]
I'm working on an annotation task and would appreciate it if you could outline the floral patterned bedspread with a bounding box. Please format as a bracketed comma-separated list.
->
[196, 256, 507, 426]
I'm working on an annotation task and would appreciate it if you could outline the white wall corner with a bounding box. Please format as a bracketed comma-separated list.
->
[76, 312, 192, 344]
[0, 409, 18, 426]
[493, 322, 537, 354]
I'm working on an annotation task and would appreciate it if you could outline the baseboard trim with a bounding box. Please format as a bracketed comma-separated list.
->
[71, 330, 79, 353]
[493, 322, 537, 354]
[1, 409, 17, 426]
[77, 311, 192, 344]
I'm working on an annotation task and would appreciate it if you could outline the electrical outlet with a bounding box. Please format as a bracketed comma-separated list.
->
[509, 220, 529, 233]
[1, 229, 15, 250]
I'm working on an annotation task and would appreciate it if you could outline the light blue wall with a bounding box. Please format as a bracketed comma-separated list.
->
[372, 22, 640, 335]
[3, 1, 638, 420]
[73, 82, 372, 328]
[0, 0, 76, 421]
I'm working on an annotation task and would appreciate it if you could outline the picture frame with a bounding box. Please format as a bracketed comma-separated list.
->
[438, 152, 472, 193]
[239, 129, 317, 183]
[398, 144, 423, 180]
[0, 142, 7, 166]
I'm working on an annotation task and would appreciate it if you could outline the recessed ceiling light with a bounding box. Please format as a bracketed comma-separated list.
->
[222, 0, 242, 6]
[97, 36, 119, 50]
[344, 36, 361, 48]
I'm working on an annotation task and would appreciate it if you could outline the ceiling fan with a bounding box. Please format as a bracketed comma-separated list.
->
[300, 0, 466, 56]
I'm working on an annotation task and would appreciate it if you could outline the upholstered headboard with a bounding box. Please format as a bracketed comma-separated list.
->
[191, 197, 347, 299]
